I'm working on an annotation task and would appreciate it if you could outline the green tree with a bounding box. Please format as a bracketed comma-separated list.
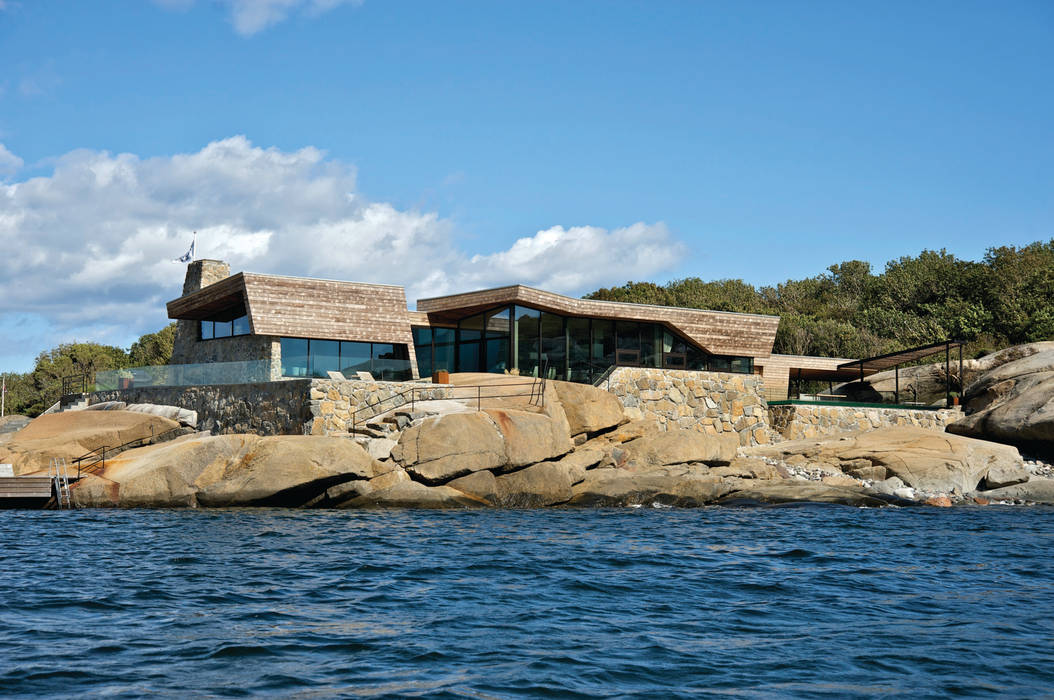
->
[128, 322, 177, 367]
[26, 342, 130, 415]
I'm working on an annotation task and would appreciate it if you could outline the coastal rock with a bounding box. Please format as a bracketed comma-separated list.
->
[948, 349, 1054, 452]
[495, 462, 576, 507]
[976, 477, 1054, 504]
[125, 403, 199, 429]
[392, 412, 506, 484]
[622, 430, 738, 470]
[744, 426, 1024, 494]
[484, 408, 573, 469]
[716, 481, 898, 507]
[74, 434, 387, 507]
[343, 479, 487, 508]
[0, 410, 182, 475]
[550, 380, 626, 435]
[568, 466, 733, 507]
[447, 469, 499, 504]
[709, 457, 787, 480]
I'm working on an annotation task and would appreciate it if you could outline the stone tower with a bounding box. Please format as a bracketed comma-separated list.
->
[170, 260, 231, 364]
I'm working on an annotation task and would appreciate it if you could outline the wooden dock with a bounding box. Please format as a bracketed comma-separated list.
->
[0, 476, 57, 508]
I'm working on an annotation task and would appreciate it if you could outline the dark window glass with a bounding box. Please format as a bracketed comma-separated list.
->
[340, 341, 372, 376]
[232, 315, 250, 336]
[591, 319, 615, 368]
[214, 320, 232, 338]
[567, 317, 591, 382]
[281, 338, 309, 377]
[687, 344, 708, 371]
[515, 306, 540, 377]
[540, 312, 566, 380]
[200, 321, 214, 340]
[433, 328, 455, 373]
[730, 357, 753, 374]
[459, 312, 484, 341]
[616, 321, 640, 366]
[373, 343, 411, 381]
[641, 324, 662, 368]
[311, 340, 340, 378]
[458, 313, 485, 372]
[412, 328, 433, 379]
[485, 307, 511, 373]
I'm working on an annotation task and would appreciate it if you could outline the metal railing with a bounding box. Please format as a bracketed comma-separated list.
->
[61, 372, 94, 397]
[350, 378, 546, 433]
[71, 426, 187, 478]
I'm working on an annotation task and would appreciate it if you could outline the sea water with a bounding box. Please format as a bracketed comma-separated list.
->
[1, 507, 1052, 698]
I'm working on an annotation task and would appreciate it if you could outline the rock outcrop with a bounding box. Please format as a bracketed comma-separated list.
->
[74, 434, 389, 507]
[550, 381, 625, 436]
[948, 348, 1054, 454]
[743, 426, 1026, 495]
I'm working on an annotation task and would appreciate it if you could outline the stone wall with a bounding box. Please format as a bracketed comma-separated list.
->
[767, 403, 962, 441]
[89, 378, 456, 437]
[605, 367, 771, 446]
[90, 380, 313, 435]
[306, 379, 457, 435]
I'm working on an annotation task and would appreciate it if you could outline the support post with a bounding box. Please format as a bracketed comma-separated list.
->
[958, 343, 964, 401]
[945, 342, 951, 407]
[895, 365, 899, 405]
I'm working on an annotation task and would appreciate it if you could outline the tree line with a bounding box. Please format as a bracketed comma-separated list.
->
[587, 240, 1054, 360]
[1, 324, 176, 417]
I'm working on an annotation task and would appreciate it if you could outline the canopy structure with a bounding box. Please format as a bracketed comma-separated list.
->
[837, 340, 966, 406]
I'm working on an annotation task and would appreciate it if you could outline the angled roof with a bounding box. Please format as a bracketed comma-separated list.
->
[417, 285, 780, 358]
[837, 340, 966, 373]
[167, 273, 417, 345]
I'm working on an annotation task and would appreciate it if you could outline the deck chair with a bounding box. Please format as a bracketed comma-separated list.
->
[356, 371, 375, 381]
[326, 371, 346, 380]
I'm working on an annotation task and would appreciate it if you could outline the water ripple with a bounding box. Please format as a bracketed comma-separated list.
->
[0, 506, 1052, 697]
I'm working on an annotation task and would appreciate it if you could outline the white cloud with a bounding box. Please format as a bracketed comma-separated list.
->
[0, 143, 22, 177]
[152, 0, 363, 35]
[0, 136, 682, 366]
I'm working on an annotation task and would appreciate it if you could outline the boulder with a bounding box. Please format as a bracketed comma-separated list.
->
[447, 469, 500, 504]
[744, 426, 1025, 494]
[976, 477, 1054, 504]
[0, 410, 182, 476]
[495, 462, 576, 507]
[85, 401, 127, 411]
[392, 412, 506, 484]
[73, 434, 387, 508]
[568, 465, 733, 507]
[343, 479, 487, 508]
[550, 380, 626, 435]
[716, 481, 900, 507]
[622, 430, 738, 470]
[709, 457, 787, 480]
[125, 403, 199, 429]
[948, 349, 1054, 452]
[484, 408, 573, 469]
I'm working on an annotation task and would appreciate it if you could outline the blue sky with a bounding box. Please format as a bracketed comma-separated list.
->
[0, 0, 1051, 372]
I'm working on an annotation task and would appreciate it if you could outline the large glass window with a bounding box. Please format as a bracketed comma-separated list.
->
[199, 314, 250, 341]
[641, 324, 662, 368]
[615, 321, 641, 366]
[340, 341, 372, 375]
[592, 319, 615, 369]
[540, 312, 566, 380]
[433, 328, 455, 374]
[200, 320, 214, 340]
[457, 312, 485, 372]
[281, 338, 309, 378]
[311, 340, 340, 378]
[515, 306, 540, 377]
[280, 338, 411, 380]
[412, 328, 433, 379]
[232, 315, 251, 336]
[485, 307, 511, 374]
[567, 317, 591, 382]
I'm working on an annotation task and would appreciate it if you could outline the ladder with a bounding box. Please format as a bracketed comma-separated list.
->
[49, 457, 73, 509]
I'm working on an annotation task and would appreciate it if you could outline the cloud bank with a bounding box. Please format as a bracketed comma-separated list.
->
[0, 136, 683, 366]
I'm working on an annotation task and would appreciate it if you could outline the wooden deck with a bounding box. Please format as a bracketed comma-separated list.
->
[0, 476, 54, 508]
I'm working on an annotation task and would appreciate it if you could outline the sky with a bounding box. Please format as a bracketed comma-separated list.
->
[0, 0, 1051, 372]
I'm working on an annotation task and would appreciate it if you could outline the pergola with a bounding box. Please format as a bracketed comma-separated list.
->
[837, 339, 966, 406]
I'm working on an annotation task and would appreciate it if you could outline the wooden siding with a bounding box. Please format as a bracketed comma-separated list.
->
[754, 353, 860, 401]
[417, 285, 780, 358]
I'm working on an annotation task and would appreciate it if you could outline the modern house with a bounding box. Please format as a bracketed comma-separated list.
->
[166, 260, 783, 388]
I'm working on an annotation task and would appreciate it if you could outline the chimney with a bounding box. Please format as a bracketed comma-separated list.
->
[182, 259, 231, 295]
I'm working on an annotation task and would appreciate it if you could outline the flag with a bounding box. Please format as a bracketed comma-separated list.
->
[173, 234, 195, 264]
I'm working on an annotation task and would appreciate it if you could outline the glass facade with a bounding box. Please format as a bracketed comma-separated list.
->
[280, 338, 411, 380]
[412, 304, 753, 385]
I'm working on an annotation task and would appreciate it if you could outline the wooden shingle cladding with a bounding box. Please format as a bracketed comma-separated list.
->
[167, 273, 420, 378]
[417, 285, 780, 358]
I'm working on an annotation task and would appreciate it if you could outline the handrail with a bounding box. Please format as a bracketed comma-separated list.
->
[60, 371, 95, 397]
[71, 426, 187, 478]
[350, 378, 545, 433]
